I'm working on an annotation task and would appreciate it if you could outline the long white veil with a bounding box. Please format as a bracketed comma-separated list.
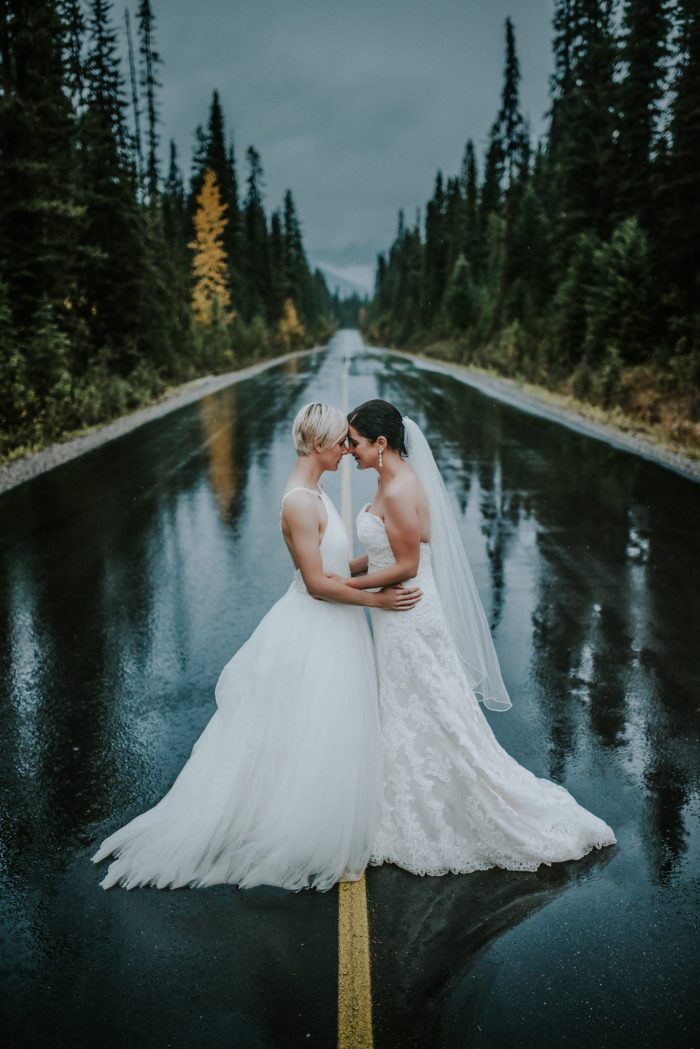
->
[403, 417, 512, 712]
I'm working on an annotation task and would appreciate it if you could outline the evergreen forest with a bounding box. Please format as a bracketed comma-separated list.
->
[367, 0, 700, 449]
[0, 1, 336, 459]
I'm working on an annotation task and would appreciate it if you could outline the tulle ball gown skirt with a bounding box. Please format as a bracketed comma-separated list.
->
[91, 576, 382, 892]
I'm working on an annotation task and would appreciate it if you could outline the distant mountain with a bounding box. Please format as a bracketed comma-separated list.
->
[311, 261, 372, 300]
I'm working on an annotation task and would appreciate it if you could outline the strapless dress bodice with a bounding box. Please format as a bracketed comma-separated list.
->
[356, 505, 432, 583]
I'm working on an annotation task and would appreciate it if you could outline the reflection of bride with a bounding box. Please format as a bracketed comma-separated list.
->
[91, 403, 420, 892]
[345, 399, 617, 876]
[369, 846, 614, 1044]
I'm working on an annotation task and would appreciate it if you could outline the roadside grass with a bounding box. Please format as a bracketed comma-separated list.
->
[410, 339, 700, 465]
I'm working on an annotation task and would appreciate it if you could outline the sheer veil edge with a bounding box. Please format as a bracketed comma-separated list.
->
[403, 416, 512, 712]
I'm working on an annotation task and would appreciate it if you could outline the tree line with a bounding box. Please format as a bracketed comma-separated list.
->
[367, 0, 700, 430]
[0, 1, 336, 459]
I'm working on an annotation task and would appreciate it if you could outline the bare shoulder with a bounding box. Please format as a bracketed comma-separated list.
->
[281, 489, 323, 530]
[384, 465, 424, 507]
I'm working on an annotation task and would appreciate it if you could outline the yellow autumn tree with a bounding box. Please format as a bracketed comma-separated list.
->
[279, 297, 305, 349]
[188, 169, 232, 325]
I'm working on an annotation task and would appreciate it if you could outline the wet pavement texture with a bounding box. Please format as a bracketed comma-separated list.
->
[1, 331, 698, 1049]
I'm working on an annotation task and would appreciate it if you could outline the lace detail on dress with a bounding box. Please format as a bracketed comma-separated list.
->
[356, 506, 617, 877]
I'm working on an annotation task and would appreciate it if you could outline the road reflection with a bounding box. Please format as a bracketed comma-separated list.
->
[370, 352, 699, 894]
[199, 386, 240, 523]
[371, 846, 614, 1049]
[0, 333, 698, 1048]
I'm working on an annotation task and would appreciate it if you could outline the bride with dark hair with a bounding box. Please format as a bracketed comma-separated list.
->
[344, 398, 617, 877]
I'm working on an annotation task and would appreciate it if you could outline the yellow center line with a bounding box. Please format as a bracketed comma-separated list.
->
[337, 349, 375, 1049]
[338, 878, 374, 1049]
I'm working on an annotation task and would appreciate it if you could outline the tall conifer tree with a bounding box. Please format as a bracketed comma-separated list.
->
[616, 0, 671, 228]
[137, 0, 161, 205]
[422, 171, 448, 324]
[80, 0, 166, 371]
[243, 146, 271, 321]
[0, 0, 80, 330]
[659, 0, 700, 316]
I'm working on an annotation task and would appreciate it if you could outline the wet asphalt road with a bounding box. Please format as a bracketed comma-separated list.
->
[1, 331, 698, 1049]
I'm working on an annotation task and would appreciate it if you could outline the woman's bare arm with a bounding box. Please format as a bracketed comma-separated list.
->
[283, 494, 421, 610]
[344, 487, 421, 591]
[349, 554, 368, 576]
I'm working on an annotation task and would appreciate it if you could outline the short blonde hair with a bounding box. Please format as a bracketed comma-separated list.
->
[292, 402, 347, 455]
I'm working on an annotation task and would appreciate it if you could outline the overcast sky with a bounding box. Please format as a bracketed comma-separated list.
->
[142, 0, 556, 294]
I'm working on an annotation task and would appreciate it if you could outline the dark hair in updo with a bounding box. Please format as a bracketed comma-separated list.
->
[347, 399, 408, 457]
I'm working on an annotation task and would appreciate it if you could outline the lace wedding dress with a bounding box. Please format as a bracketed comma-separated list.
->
[92, 487, 382, 892]
[357, 505, 617, 876]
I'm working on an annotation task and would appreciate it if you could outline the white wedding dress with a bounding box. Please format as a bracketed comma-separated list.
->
[357, 505, 617, 876]
[92, 487, 382, 892]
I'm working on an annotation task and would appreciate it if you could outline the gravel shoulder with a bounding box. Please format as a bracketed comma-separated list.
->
[388, 348, 700, 484]
[0, 347, 322, 496]
[2, 341, 698, 497]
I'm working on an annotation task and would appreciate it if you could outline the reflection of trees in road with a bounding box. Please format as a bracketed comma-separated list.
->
[0, 352, 327, 866]
[199, 386, 240, 524]
[528, 445, 700, 884]
[0, 452, 173, 852]
[368, 350, 700, 886]
[198, 353, 326, 530]
[632, 487, 700, 885]
[526, 445, 638, 781]
[474, 406, 528, 632]
[643, 758, 691, 886]
[0, 349, 336, 1041]
[369, 848, 614, 1049]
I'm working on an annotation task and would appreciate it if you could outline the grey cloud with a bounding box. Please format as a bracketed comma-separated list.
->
[149, 0, 555, 290]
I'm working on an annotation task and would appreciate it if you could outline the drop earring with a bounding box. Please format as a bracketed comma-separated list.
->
[378, 447, 383, 469]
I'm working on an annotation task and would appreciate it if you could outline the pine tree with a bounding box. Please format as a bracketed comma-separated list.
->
[492, 18, 531, 318]
[0, 0, 82, 331]
[547, 0, 618, 249]
[0, 276, 31, 452]
[381, 221, 423, 342]
[504, 180, 551, 327]
[24, 298, 73, 436]
[124, 8, 143, 183]
[242, 146, 271, 321]
[61, 0, 87, 109]
[161, 140, 193, 361]
[550, 231, 602, 374]
[422, 171, 448, 324]
[444, 255, 476, 331]
[616, 0, 672, 228]
[282, 189, 312, 322]
[659, 0, 700, 316]
[496, 18, 529, 188]
[79, 0, 165, 372]
[584, 217, 654, 366]
[459, 139, 480, 272]
[444, 176, 465, 283]
[269, 209, 286, 321]
[189, 168, 231, 325]
[137, 0, 161, 204]
[477, 124, 505, 283]
[374, 254, 388, 315]
[162, 142, 186, 248]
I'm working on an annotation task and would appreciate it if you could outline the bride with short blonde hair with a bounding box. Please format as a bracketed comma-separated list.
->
[92, 401, 422, 892]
